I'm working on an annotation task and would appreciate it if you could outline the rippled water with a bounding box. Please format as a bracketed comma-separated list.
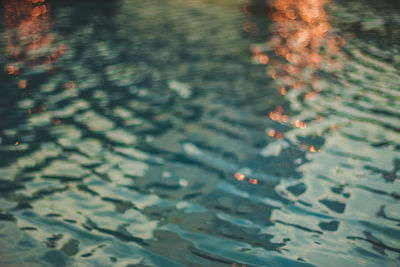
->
[0, 0, 399, 266]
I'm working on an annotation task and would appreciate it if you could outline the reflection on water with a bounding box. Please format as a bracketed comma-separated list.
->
[3, 0, 65, 73]
[263, 0, 346, 139]
[254, 0, 400, 265]
[267, 0, 345, 91]
[0, 0, 399, 266]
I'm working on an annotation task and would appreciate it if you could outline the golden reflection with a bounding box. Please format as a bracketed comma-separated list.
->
[267, 0, 345, 93]
[64, 81, 76, 90]
[252, 46, 269, 64]
[269, 105, 289, 123]
[233, 172, 258, 185]
[3, 0, 65, 72]
[234, 172, 245, 181]
[267, 129, 284, 139]
[232, 263, 247, 267]
[248, 178, 258, 185]
[53, 118, 61, 125]
[258, 0, 346, 152]
[18, 79, 27, 88]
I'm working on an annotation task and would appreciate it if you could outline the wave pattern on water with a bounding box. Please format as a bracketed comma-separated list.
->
[0, 0, 399, 266]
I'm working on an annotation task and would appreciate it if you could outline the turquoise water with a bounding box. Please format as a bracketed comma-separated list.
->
[0, 0, 399, 266]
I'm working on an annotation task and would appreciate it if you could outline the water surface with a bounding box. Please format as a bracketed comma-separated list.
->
[0, 0, 399, 266]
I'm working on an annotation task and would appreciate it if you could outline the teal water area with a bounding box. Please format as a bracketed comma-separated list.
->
[0, 0, 399, 266]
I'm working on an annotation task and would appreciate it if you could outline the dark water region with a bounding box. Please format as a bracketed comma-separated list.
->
[0, 0, 399, 266]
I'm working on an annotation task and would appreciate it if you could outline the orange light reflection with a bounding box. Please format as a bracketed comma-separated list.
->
[267, 0, 345, 95]
[3, 0, 65, 74]
[263, 0, 345, 151]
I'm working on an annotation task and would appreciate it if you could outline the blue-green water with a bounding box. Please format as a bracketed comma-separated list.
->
[0, 0, 399, 266]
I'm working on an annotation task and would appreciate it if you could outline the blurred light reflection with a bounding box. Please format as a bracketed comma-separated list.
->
[262, 0, 346, 151]
[3, 0, 65, 73]
[267, 0, 345, 94]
